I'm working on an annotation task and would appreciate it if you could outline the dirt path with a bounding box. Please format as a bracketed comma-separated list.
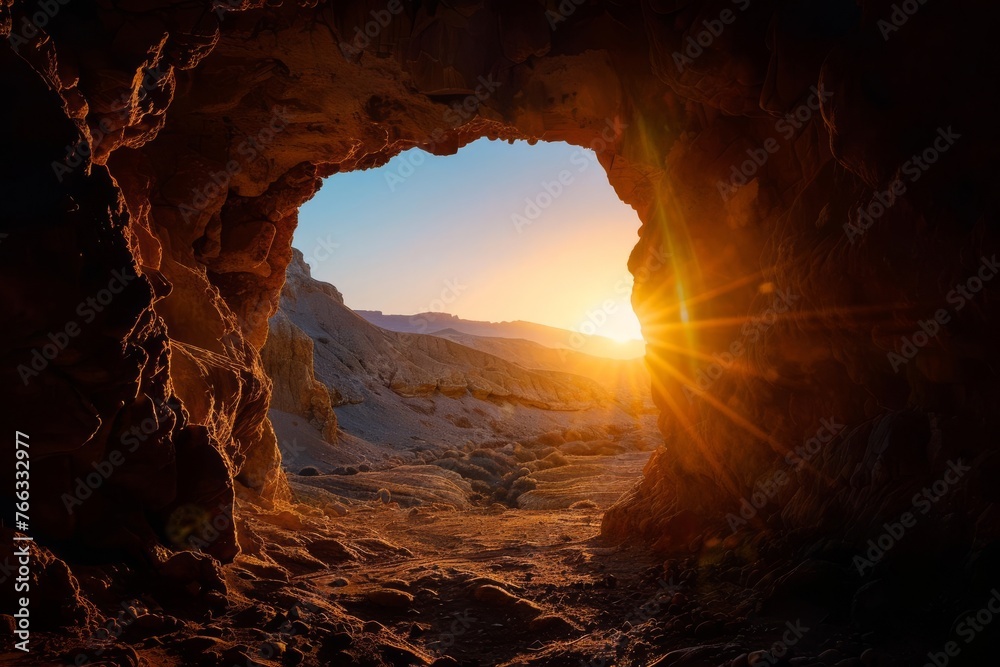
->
[292, 499, 886, 667]
[314, 503, 670, 666]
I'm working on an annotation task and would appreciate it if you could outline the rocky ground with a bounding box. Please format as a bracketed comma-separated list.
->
[3, 476, 941, 667]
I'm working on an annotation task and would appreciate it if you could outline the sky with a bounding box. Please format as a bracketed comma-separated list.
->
[293, 138, 645, 342]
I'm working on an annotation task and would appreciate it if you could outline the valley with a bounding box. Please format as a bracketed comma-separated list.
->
[262, 250, 660, 512]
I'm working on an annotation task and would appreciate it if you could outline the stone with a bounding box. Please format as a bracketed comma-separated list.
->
[472, 584, 521, 606]
[366, 588, 414, 609]
[528, 614, 578, 635]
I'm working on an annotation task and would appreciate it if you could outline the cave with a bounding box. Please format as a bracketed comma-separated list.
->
[2, 0, 1000, 665]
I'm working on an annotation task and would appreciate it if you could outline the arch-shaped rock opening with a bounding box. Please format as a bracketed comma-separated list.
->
[260, 137, 661, 513]
[2, 0, 999, 663]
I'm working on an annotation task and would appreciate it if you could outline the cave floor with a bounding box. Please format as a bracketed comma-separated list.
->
[297, 504, 885, 667]
[8, 499, 899, 666]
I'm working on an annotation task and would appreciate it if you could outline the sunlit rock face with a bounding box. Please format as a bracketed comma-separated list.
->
[1, 0, 998, 623]
[261, 250, 341, 445]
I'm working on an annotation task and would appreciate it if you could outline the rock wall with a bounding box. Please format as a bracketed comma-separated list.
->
[262, 250, 340, 444]
[1, 0, 998, 621]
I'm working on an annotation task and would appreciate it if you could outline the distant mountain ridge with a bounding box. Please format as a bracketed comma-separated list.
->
[356, 310, 646, 360]
[261, 250, 658, 475]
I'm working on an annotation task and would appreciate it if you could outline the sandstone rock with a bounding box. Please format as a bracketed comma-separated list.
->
[367, 588, 414, 609]
[471, 584, 521, 606]
[282, 647, 305, 666]
[528, 614, 578, 635]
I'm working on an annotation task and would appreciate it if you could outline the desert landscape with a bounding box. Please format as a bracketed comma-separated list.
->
[265, 250, 658, 513]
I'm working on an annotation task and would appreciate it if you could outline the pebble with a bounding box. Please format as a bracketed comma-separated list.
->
[367, 588, 414, 609]
[473, 584, 521, 606]
[326, 631, 354, 650]
[694, 620, 718, 639]
[729, 653, 749, 667]
[282, 647, 305, 666]
[177, 636, 224, 652]
[528, 614, 577, 635]
[220, 647, 251, 665]
[201, 624, 224, 637]
[819, 649, 842, 662]
[363, 620, 384, 633]
[382, 578, 411, 591]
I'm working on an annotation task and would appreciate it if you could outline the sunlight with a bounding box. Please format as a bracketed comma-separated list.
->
[294, 138, 646, 347]
[608, 328, 644, 344]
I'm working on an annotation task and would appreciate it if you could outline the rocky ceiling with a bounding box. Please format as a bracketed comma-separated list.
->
[1, 0, 999, 652]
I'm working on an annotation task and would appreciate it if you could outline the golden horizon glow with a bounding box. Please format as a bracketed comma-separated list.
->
[295, 139, 647, 344]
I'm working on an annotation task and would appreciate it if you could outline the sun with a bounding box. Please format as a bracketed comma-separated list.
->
[609, 332, 641, 344]
[607, 312, 645, 343]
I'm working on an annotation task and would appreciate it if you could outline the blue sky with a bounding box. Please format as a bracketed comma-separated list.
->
[293, 138, 644, 341]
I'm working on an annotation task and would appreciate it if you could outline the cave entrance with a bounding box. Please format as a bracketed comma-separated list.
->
[265, 138, 662, 512]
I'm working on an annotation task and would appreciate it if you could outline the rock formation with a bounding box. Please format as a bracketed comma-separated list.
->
[267, 248, 616, 412]
[1, 0, 998, 659]
[264, 248, 657, 509]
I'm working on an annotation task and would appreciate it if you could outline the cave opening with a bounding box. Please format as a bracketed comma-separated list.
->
[264, 137, 664, 514]
[5, 0, 999, 664]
